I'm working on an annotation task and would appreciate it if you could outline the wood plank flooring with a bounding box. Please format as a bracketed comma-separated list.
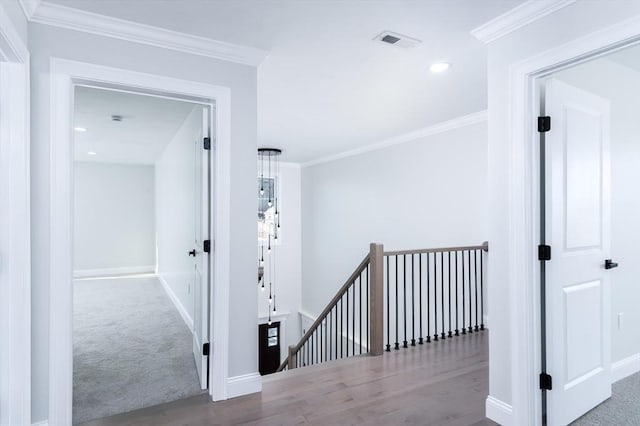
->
[80, 331, 495, 426]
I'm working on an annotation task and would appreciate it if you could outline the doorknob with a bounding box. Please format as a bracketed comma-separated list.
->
[605, 259, 619, 270]
[188, 249, 196, 257]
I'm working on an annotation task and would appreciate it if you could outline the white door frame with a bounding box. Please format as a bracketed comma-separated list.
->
[0, 6, 30, 426]
[48, 58, 232, 426]
[508, 15, 640, 426]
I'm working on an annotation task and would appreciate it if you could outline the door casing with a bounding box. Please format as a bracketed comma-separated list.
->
[0, 8, 31, 426]
[507, 17, 640, 426]
[48, 58, 232, 426]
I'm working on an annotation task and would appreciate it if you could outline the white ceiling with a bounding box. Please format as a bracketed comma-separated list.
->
[55, 0, 524, 163]
[74, 86, 198, 164]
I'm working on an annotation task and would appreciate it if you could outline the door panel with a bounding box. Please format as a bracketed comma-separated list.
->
[565, 107, 603, 250]
[192, 107, 210, 390]
[546, 79, 611, 425]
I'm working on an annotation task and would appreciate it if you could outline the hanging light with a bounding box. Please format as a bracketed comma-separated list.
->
[257, 147, 282, 324]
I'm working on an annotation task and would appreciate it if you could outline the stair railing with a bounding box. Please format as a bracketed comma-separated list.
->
[276, 241, 488, 372]
[383, 242, 488, 351]
[277, 243, 384, 371]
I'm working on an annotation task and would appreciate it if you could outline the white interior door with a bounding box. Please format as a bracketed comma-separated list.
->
[545, 79, 612, 425]
[192, 107, 211, 389]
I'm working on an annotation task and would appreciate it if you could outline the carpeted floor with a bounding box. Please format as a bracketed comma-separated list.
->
[572, 372, 640, 425]
[73, 275, 204, 424]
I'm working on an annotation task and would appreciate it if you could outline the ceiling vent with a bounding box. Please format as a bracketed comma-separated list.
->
[374, 31, 421, 48]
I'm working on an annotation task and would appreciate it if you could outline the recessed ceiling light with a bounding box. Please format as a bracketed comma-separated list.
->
[87, 151, 97, 156]
[74, 127, 87, 132]
[430, 62, 451, 73]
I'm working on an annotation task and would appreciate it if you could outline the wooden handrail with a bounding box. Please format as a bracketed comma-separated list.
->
[276, 253, 371, 372]
[383, 241, 488, 257]
[294, 254, 370, 353]
[275, 240, 488, 373]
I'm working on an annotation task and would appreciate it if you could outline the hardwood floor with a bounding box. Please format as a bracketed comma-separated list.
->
[79, 331, 495, 426]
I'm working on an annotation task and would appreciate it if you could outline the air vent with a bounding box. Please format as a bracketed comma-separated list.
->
[374, 31, 421, 48]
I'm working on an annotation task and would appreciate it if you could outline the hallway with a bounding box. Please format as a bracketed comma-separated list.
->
[73, 275, 203, 424]
[79, 331, 493, 425]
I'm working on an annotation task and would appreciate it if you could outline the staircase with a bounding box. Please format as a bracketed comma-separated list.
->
[278, 241, 488, 372]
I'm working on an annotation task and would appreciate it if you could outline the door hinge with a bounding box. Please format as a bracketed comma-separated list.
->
[538, 244, 551, 261]
[203, 239, 211, 253]
[538, 116, 551, 132]
[540, 373, 553, 390]
[203, 137, 211, 150]
[203, 342, 210, 356]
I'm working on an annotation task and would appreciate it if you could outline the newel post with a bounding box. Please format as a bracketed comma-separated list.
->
[288, 345, 297, 369]
[369, 242, 384, 356]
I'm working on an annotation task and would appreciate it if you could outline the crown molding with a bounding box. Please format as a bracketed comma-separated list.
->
[302, 110, 487, 168]
[470, 0, 576, 44]
[26, 1, 268, 66]
[18, 0, 40, 20]
[0, 1, 29, 62]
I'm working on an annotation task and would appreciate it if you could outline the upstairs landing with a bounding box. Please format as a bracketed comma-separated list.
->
[81, 331, 494, 426]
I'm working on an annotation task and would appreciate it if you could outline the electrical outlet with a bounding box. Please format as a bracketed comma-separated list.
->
[618, 312, 624, 330]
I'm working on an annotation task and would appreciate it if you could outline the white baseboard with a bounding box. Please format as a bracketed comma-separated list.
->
[32, 421, 48, 426]
[226, 373, 262, 399]
[483, 314, 489, 329]
[158, 275, 194, 333]
[73, 265, 155, 278]
[486, 395, 513, 426]
[612, 352, 640, 383]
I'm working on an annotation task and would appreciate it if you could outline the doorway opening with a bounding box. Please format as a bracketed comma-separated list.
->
[536, 42, 640, 425]
[71, 86, 213, 423]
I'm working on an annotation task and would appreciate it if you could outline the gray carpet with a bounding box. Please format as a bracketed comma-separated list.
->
[73, 275, 203, 424]
[572, 372, 640, 425]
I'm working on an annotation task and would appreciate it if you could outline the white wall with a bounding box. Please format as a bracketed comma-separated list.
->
[301, 121, 488, 318]
[257, 164, 302, 360]
[73, 162, 155, 274]
[30, 24, 258, 423]
[554, 59, 640, 367]
[156, 105, 203, 327]
[486, 0, 640, 414]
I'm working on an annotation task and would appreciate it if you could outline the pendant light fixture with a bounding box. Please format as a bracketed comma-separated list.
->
[258, 148, 282, 323]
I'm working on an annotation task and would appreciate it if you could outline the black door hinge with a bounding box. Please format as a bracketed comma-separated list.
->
[203, 137, 211, 150]
[538, 116, 551, 132]
[538, 244, 551, 261]
[203, 240, 211, 253]
[203, 342, 210, 356]
[540, 373, 552, 390]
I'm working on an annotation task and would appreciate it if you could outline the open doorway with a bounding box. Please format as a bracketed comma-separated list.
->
[537, 43, 640, 425]
[72, 86, 212, 423]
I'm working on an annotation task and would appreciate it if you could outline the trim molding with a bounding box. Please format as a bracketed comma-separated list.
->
[508, 14, 640, 426]
[158, 275, 194, 333]
[26, 1, 268, 66]
[470, 0, 576, 44]
[0, 34, 31, 426]
[302, 110, 487, 168]
[18, 0, 40, 20]
[73, 265, 155, 278]
[47, 58, 233, 424]
[226, 373, 262, 399]
[486, 396, 513, 426]
[611, 353, 640, 383]
[31, 421, 48, 426]
[298, 309, 316, 324]
[0, 2, 29, 62]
